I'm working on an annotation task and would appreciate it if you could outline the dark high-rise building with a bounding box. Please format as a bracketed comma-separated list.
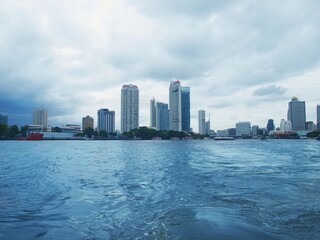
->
[266, 119, 275, 133]
[156, 102, 169, 131]
[317, 105, 320, 129]
[181, 87, 190, 132]
[287, 97, 306, 131]
[97, 109, 115, 133]
[150, 97, 156, 128]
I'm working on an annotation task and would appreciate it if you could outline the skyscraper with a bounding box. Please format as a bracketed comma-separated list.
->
[121, 84, 139, 133]
[156, 102, 169, 131]
[169, 81, 182, 131]
[0, 114, 8, 125]
[82, 115, 94, 130]
[181, 87, 190, 132]
[97, 109, 115, 133]
[317, 105, 320, 129]
[287, 97, 306, 131]
[280, 119, 292, 131]
[236, 122, 251, 137]
[198, 110, 205, 134]
[266, 119, 275, 133]
[150, 97, 156, 128]
[33, 108, 47, 126]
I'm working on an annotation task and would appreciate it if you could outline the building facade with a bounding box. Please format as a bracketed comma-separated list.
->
[181, 87, 190, 132]
[252, 125, 259, 136]
[0, 114, 8, 125]
[280, 119, 292, 131]
[150, 97, 156, 128]
[198, 110, 205, 134]
[97, 109, 115, 133]
[266, 119, 275, 133]
[121, 84, 139, 133]
[82, 115, 94, 130]
[156, 102, 169, 131]
[287, 97, 306, 131]
[317, 105, 320, 129]
[236, 122, 251, 137]
[169, 81, 182, 131]
[33, 108, 48, 126]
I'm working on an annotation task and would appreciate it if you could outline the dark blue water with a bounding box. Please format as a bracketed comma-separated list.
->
[0, 140, 320, 239]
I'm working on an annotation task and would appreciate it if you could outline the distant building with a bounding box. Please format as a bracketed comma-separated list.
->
[181, 87, 190, 132]
[198, 110, 205, 134]
[287, 97, 306, 131]
[252, 125, 259, 136]
[227, 128, 236, 137]
[306, 121, 316, 131]
[280, 119, 292, 131]
[0, 114, 8, 125]
[33, 108, 48, 126]
[217, 130, 229, 137]
[156, 102, 169, 131]
[97, 109, 115, 133]
[82, 115, 94, 130]
[266, 119, 275, 133]
[150, 97, 156, 128]
[121, 84, 139, 133]
[236, 122, 251, 137]
[169, 81, 182, 131]
[317, 105, 320, 129]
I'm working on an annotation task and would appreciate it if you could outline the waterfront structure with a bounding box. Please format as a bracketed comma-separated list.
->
[181, 87, 190, 132]
[217, 130, 229, 137]
[252, 125, 259, 136]
[0, 114, 8, 125]
[236, 122, 251, 137]
[121, 84, 139, 133]
[156, 102, 169, 131]
[33, 108, 48, 126]
[317, 105, 320, 129]
[82, 115, 94, 130]
[287, 97, 306, 131]
[227, 128, 236, 137]
[280, 119, 292, 131]
[169, 81, 182, 131]
[150, 98, 156, 128]
[97, 109, 115, 133]
[266, 119, 275, 133]
[198, 110, 205, 134]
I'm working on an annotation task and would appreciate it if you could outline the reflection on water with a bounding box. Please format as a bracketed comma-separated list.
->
[0, 140, 319, 239]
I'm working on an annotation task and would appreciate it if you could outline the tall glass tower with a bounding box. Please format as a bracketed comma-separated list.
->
[287, 97, 306, 131]
[169, 81, 182, 131]
[156, 102, 169, 131]
[150, 97, 156, 128]
[97, 109, 115, 133]
[181, 87, 190, 132]
[121, 84, 139, 133]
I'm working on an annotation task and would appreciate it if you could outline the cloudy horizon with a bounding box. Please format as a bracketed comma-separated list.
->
[1, 0, 320, 131]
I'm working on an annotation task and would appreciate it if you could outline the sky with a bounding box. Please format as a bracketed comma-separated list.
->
[1, 0, 320, 131]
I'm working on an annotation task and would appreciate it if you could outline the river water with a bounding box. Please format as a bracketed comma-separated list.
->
[0, 139, 319, 239]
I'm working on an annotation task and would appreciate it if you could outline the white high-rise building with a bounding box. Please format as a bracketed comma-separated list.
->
[169, 81, 182, 131]
[33, 108, 48, 126]
[280, 119, 292, 131]
[121, 84, 139, 133]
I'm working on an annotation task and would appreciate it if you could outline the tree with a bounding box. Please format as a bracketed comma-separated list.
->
[0, 124, 8, 139]
[99, 130, 108, 138]
[20, 125, 29, 137]
[9, 125, 20, 138]
[83, 127, 94, 138]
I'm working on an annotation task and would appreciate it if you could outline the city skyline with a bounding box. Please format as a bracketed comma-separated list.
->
[1, 1, 320, 131]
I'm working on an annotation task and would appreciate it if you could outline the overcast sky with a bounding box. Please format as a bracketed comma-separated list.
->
[1, 0, 320, 131]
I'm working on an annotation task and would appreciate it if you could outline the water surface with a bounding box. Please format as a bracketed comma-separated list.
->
[1, 140, 319, 239]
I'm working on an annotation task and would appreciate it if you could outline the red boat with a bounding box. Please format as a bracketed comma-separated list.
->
[27, 132, 44, 140]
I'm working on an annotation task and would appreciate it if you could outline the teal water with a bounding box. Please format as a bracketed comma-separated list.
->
[0, 140, 320, 239]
